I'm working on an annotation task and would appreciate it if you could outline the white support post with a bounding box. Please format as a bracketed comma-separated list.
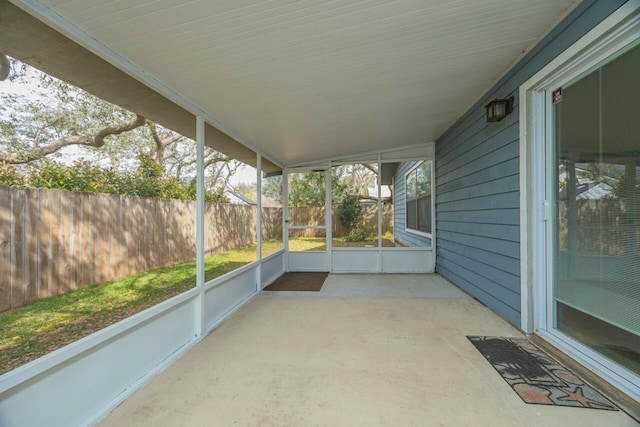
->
[377, 153, 383, 271]
[195, 115, 206, 337]
[283, 170, 289, 272]
[256, 154, 262, 291]
[430, 151, 437, 262]
[325, 164, 332, 272]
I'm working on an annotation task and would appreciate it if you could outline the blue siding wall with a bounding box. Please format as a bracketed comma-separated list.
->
[434, 0, 627, 327]
[394, 161, 432, 247]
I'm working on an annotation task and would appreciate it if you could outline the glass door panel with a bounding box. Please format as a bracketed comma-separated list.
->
[287, 171, 327, 252]
[551, 43, 640, 375]
[285, 171, 329, 271]
[331, 163, 380, 248]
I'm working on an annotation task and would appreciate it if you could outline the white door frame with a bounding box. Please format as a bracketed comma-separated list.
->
[520, 0, 640, 400]
[283, 166, 331, 271]
[282, 144, 436, 273]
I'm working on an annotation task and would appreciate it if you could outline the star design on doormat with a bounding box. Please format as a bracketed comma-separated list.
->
[557, 386, 608, 408]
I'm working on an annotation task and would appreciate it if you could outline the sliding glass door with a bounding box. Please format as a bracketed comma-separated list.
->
[549, 42, 640, 376]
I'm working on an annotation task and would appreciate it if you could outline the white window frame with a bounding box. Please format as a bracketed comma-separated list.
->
[404, 160, 433, 238]
[520, 1, 640, 401]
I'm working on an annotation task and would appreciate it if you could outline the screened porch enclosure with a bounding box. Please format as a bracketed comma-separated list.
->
[283, 146, 435, 274]
[1, 1, 640, 426]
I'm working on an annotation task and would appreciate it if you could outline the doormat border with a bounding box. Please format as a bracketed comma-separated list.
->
[263, 272, 328, 292]
[467, 336, 617, 411]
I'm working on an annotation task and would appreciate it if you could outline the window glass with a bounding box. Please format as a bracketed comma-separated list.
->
[407, 171, 417, 200]
[405, 160, 432, 235]
[552, 43, 640, 375]
[418, 161, 431, 197]
[417, 196, 431, 233]
[407, 200, 417, 230]
[261, 174, 283, 257]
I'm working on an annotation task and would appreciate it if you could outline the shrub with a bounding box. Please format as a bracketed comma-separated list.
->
[344, 230, 367, 242]
[337, 194, 364, 238]
[136, 154, 163, 179]
[0, 164, 26, 186]
[4, 157, 230, 203]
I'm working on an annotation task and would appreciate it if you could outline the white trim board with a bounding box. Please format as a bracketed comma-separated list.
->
[519, 0, 640, 400]
[287, 142, 435, 169]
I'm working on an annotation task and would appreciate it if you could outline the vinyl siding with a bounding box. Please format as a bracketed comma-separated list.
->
[434, 0, 628, 327]
[394, 161, 432, 247]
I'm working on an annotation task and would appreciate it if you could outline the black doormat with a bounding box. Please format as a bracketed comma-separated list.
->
[468, 336, 617, 410]
[263, 272, 328, 292]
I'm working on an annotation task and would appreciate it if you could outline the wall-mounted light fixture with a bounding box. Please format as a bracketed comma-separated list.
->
[485, 96, 514, 122]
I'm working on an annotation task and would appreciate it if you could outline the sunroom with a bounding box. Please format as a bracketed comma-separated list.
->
[0, 0, 638, 425]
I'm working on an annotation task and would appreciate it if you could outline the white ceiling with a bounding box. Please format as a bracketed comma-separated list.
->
[21, 0, 575, 166]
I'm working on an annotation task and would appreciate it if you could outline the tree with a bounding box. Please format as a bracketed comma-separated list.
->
[145, 120, 240, 191]
[262, 175, 283, 203]
[261, 165, 380, 207]
[584, 162, 621, 187]
[613, 170, 640, 200]
[0, 56, 238, 192]
[0, 155, 230, 203]
[286, 170, 359, 207]
[333, 164, 377, 197]
[337, 194, 364, 239]
[288, 172, 326, 207]
[1, 62, 148, 166]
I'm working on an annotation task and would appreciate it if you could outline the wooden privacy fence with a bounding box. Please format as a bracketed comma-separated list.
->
[288, 205, 393, 237]
[0, 186, 394, 312]
[0, 185, 282, 312]
[558, 199, 638, 256]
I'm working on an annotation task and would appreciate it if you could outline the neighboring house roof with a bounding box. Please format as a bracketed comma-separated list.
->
[576, 182, 614, 200]
[261, 195, 282, 208]
[558, 182, 614, 200]
[367, 186, 391, 200]
[224, 190, 256, 205]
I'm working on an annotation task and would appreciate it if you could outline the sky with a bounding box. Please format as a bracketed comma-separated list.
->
[0, 78, 36, 96]
[3, 73, 393, 190]
[1, 61, 259, 185]
[230, 164, 257, 186]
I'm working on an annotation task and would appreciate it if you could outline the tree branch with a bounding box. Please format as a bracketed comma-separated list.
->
[0, 53, 10, 81]
[146, 120, 183, 164]
[147, 121, 162, 149]
[0, 114, 146, 164]
[204, 155, 231, 169]
[360, 163, 378, 175]
[94, 114, 146, 147]
[161, 133, 183, 147]
[356, 195, 391, 202]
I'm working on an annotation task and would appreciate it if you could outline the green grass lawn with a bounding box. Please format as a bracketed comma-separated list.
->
[288, 235, 397, 250]
[0, 235, 399, 375]
[0, 240, 284, 375]
[287, 236, 327, 251]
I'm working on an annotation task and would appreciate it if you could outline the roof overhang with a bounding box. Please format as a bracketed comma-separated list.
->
[3, 0, 578, 168]
[0, 1, 281, 174]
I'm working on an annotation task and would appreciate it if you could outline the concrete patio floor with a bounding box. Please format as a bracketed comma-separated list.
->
[99, 274, 638, 426]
